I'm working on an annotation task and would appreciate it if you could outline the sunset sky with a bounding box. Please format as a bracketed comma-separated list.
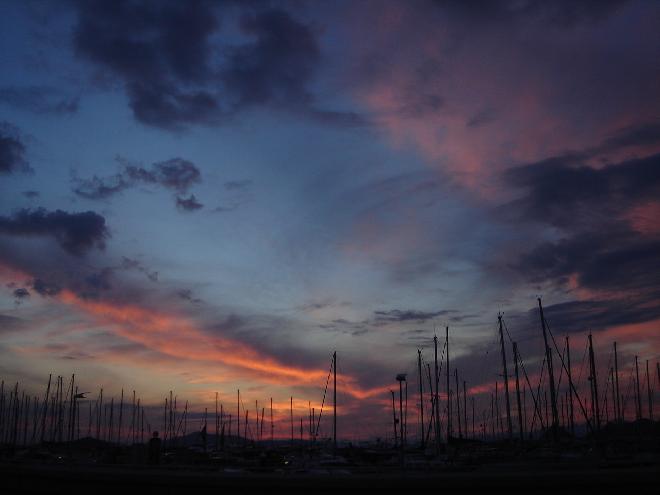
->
[1, 0, 659, 440]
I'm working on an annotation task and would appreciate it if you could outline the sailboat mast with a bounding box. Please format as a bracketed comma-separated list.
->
[418, 349, 424, 449]
[455, 369, 462, 438]
[434, 335, 440, 450]
[635, 356, 642, 420]
[648, 360, 654, 420]
[566, 336, 575, 434]
[537, 298, 559, 440]
[333, 350, 337, 454]
[588, 333, 600, 430]
[445, 327, 451, 442]
[614, 342, 621, 422]
[498, 314, 513, 439]
[513, 342, 524, 442]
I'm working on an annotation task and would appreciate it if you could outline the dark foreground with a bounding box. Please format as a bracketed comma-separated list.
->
[1, 460, 658, 495]
[2, 422, 659, 495]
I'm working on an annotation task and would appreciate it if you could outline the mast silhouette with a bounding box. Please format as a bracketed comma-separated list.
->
[588, 333, 600, 430]
[538, 298, 559, 440]
[333, 350, 337, 454]
[418, 349, 425, 449]
[498, 314, 513, 439]
[445, 327, 451, 442]
[513, 342, 524, 442]
[566, 336, 575, 434]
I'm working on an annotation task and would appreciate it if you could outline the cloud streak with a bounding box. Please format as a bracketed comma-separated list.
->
[73, 156, 204, 211]
[74, 156, 201, 199]
[54, 289, 388, 400]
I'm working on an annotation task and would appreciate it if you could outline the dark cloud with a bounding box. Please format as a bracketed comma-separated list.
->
[73, 156, 201, 202]
[0, 86, 79, 115]
[595, 121, 660, 155]
[518, 230, 660, 295]
[223, 9, 319, 108]
[127, 157, 201, 192]
[503, 152, 660, 229]
[221, 8, 368, 126]
[73, 0, 220, 129]
[120, 256, 158, 282]
[503, 153, 660, 301]
[373, 309, 451, 323]
[176, 194, 204, 212]
[126, 82, 220, 129]
[0, 123, 31, 174]
[31, 278, 61, 297]
[502, 139, 660, 332]
[530, 297, 660, 334]
[318, 318, 369, 336]
[74, 0, 218, 83]
[22, 191, 40, 199]
[71, 2, 364, 129]
[23, 257, 155, 302]
[61, 256, 160, 298]
[0, 208, 108, 256]
[73, 173, 129, 200]
[176, 289, 202, 304]
[13, 287, 30, 304]
[1, 235, 167, 309]
[298, 299, 351, 312]
[85, 268, 113, 292]
[1, 243, 145, 304]
[317, 308, 464, 338]
[503, 119, 660, 210]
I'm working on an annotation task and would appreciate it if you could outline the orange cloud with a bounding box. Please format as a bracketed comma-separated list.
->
[54, 290, 388, 401]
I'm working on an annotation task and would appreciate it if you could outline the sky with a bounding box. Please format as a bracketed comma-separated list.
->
[1, 0, 659, 441]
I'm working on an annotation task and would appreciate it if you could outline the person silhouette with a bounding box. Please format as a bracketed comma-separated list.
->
[148, 431, 162, 465]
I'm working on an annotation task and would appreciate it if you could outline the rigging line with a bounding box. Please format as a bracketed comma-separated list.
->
[598, 350, 615, 416]
[422, 338, 446, 412]
[621, 369, 635, 418]
[175, 410, 186, 437]
[433, 338, 447, 378]
[555, 339, 567, 391]
[543, 316, 594, 432]
[576, 340, 589, 391]
[502, 317, 545, 429]
[529, 356, 547, 433]
[599, 365, 612, 419]
[239, 397, 255, 440]
[424, 363, 435, 444]
[425, 362, 441, 441]
[314, 354, 334, 439]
